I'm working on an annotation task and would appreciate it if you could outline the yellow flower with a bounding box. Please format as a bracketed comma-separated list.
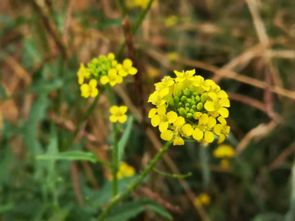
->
[100, 68, 123, 86]
[164, 16, 179, 27]
[109, 105, 128, 123]
[77, 63, 90, 85]
[126, 0, 149, 9]
[122, 59, 138, 75]
[194, 193, 211, 206]
[148, 69, 230, 145]
[80, 79, 99, 98]
[213, 144, 235, 158]
[116, 162, 135, 179]
[77, 53, 137, 98]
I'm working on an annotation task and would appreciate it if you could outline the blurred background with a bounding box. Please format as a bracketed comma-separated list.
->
[0, 0, 295, 220]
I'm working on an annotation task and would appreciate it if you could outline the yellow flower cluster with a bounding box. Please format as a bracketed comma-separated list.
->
[116, 162, 135, 179]
[77, 53, 137, 98]
[109, 105, 128, 124]
[126, 0, 149, 9]
[194, 193, 211, 206]
[213, 144, 235, 170]
[148, 69, 230, 146]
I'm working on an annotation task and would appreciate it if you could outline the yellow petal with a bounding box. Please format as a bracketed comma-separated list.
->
[182, 124, 193, 136]
[218, 107, 229, 118]
[119, 106, 128, 114]
[90, 88, 99, 97]
[80, 84, 90, 98]
[204, 101, 215, 112]
[89, 79, 97, 87]
[220, 98, 230, 107]
[123, 59, 133, 68]
[118, 69, 128, 77]
[192, 128, 203, 141]
[118, 115, 127, 123]
[207, 117, 216, 128]
[173, 136, 184, 145]
[167, 111, 177, 123]
[108, 68, 117, 77]
[157, 105, 166, 116]
[160, 130, 173, 141]
[128, 67, 138, 75]
[109, 115, 118, 123]
[151, 115, 160, 127]
[204, 131, 214, 143]
[159, 122, 169, 132]
[174, 116, 185, 127]
[148, 108, 157, 118]
[100, 76, 109, 85]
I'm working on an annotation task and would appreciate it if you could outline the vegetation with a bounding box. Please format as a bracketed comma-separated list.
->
[0, 0, 295, 221]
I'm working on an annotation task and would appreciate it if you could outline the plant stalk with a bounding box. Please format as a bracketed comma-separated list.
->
[97, 141, 171, 221]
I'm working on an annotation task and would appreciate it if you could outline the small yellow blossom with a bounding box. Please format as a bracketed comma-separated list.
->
[77, 63, 90, 85]
[213, 144, 235, 170]
[109, 105, 128, 124]
[213, 144, 235, 158]
[164, 16, 179, 27]
[80, 79, 99, 98]
[126, 0, 149, 9]
[100, 69, 123, 86]
[194, 193, 211, 206]
[148, 69, 230, 146]
[116, 162, 135, 179]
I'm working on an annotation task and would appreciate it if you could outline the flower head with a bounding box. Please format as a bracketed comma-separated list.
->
[194, 193, 211, 206]
[213, 144, 235, 170]
[126, 0, 149, 9]
[109, 105, 128, 124]
[116, 162, 135, 179]
[148, 69, 230, 145]
[213, 144, 235, 158]
[77, 53, 137, 99]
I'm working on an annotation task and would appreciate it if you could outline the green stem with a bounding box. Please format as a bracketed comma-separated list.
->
[118, 0, 154, 56]
[111, 124, 119, 196]
[97, 142, 171, 221]
[73, 95, 100, 138]
[132, 0, 154, 34]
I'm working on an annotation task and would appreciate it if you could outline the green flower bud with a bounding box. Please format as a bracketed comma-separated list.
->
[186, 113, 193, 119]
[201, 94, 207, 102]
[181, 96, 187, 102]
[197, 102, 203, 110]
[178, 107, 186, 116]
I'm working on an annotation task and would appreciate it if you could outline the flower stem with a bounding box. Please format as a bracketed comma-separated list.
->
[97, 141, 171, 221]
[111, 124, 119, 196]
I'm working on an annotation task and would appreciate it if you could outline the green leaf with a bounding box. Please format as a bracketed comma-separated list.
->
[105, 199, 172, 221]
[252, 213, 283, 221]
[118, 116, 134, 162]
[84, 177, 137, 209]
[36, 150, 98, 163]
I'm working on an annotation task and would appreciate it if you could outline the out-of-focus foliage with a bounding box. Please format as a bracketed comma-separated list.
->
[0, 0, 295, 220]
